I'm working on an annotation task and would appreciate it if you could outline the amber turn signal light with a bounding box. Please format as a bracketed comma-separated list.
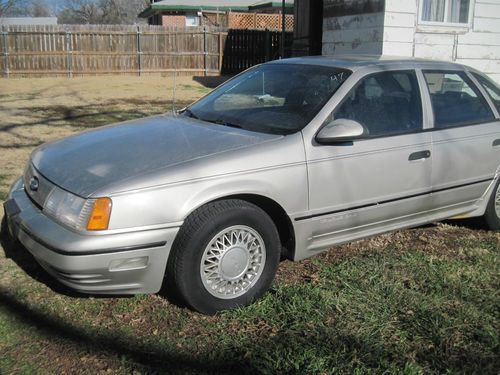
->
[87, 197, 112, 231]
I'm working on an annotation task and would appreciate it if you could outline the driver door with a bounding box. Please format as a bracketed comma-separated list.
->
[301, 70, 433, 250]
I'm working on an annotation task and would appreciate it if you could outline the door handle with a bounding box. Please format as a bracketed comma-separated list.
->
[408, 150, 431, 161]
[493, 139, 500, 147]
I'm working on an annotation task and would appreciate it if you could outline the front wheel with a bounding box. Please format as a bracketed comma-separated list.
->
[483, 178, 500, 230]
[166, 199, 281, 314]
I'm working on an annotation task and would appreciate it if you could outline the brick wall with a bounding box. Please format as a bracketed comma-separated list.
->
[161, 15, 186, 27]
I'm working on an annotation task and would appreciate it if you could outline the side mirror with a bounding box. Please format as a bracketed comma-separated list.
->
[316, 119, 366, 144]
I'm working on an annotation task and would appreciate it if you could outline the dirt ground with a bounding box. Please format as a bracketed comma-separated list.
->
[0, 74, 226, 200]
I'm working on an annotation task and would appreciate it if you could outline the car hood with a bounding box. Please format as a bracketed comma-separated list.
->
[31, 114, 281, 197]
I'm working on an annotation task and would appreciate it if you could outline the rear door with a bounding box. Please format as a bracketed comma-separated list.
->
[422, 70, 500, 214]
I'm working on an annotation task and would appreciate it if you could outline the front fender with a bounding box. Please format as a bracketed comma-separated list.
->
[107, 162, 308, 231]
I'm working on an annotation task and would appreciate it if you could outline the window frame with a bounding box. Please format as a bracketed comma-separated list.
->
[418, 0, 474, 28]
[422, 69, 496, 130]
[468, 71, 500, 118]
[324, 69, 426, 140]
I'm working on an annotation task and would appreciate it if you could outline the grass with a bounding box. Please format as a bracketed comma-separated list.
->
[0, 76, 499, 374]
[0, 174, 8, 201]
[0, 222, 498, 374]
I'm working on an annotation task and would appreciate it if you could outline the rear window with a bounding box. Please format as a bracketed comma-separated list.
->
[423, 71, 494, 128]
[472, 72, 500, 114]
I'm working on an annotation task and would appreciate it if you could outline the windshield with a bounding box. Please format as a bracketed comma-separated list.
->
[185, 63, 351, 135]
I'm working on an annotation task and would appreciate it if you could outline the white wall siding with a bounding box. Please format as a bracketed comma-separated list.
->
[382, 0, 416, 57]
[385, 0, 418, 14]
[474, 2, 500, 18]
[382, 0, 500, 82]
[321, 0, 500, 82]
[414, 43, 455, 60]
[384, 12, 416, 27]
[455, 58, 500, 73]
[322, 12, 384, 56]
[383, 41, 415, 55]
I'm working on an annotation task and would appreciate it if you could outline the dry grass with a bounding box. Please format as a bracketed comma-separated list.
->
[0, 75, 224, 198]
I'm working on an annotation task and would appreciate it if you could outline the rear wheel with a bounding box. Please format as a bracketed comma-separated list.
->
[483, 178, 500, 230]
[166, 199, 281, 314]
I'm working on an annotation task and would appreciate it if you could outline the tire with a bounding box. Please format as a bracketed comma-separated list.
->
[483, 178, 500, 230]
[166, 199, 281, 314]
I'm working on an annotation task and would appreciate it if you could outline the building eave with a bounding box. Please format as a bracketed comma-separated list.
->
[248, 2, 294, 11]
[139, 4, 250, 18]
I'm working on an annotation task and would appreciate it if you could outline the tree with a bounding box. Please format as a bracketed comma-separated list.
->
[57, 0, 101, 24]
[0, 0, 17, 16]
[30, 0, 51, 17]
[57, 0, 149, 24]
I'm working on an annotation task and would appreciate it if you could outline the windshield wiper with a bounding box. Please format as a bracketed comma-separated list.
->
[205, 119, 242, 129]
[182, 108, 200, 120]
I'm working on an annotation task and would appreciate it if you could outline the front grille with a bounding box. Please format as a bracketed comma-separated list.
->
[23, 163, 55, 208]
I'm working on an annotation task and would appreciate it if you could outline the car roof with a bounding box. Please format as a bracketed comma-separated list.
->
[269, 55, 469, 72]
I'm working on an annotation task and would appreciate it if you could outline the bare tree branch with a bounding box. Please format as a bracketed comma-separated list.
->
[0, 0, 16, 16]
[57, 0, 149, 24]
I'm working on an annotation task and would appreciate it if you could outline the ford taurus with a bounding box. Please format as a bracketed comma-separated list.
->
[4, 56, 500, 314]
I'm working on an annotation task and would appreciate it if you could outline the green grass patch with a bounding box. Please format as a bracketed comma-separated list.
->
[0, 226, 498, 374]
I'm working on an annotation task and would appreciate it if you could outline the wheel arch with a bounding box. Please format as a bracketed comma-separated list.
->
[186, 193, 296, 260]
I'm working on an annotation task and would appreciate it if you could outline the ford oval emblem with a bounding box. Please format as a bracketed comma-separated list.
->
[29, 176, 39, 192]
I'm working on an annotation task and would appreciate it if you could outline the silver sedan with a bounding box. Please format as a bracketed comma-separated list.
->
[4, 56, 500, 314]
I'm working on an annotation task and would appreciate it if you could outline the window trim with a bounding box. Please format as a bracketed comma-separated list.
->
[321, 69, 425, 141]
[422, 69, 496, 129]
[417, 0, 474, 28]
[468, 71, 500, 119]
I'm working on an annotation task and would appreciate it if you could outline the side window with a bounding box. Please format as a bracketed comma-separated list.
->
[333, 70, 423, 137]
[472, 72, 500, 114]
[423, 71, 495, 128]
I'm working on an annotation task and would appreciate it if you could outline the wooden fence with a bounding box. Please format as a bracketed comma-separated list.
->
[0, 24, 227, 77]
[222, 29, 293, 74]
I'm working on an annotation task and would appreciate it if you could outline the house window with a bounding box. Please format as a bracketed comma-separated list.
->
[420, 0, 472, 25]
[185, 15, 200, 27]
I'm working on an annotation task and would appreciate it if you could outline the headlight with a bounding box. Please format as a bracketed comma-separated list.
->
[44, 187, 112, 231]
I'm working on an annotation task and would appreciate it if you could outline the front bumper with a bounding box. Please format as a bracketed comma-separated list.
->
[4, 178, 180, 295]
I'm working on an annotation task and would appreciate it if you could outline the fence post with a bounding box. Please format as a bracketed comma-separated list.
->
[136, 25, 142, 76]
[2, 26, 9, 78]
[65, 30, 72, 78]
[203, 26, 208, 76]
[218, 31, 223, 73]
[265, 29, 271, 62]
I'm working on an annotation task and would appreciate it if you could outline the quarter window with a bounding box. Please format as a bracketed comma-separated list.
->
[423, 71, 494, 128]
[472, 73, 500, 114]
[332, 70, 423, 137]
[420, 0, 471, 25]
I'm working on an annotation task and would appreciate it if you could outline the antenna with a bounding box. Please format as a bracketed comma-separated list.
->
[172, 67, 177, 114]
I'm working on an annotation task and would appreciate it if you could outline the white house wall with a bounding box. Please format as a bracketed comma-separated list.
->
[321, 0, 500, 83]
[322, 0, 385, 55]
[383, 0, 500, 83]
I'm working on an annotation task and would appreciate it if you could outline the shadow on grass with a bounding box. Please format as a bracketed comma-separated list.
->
[0, 98, 193, 149]
[0, 291, 245, 374]
[443, 217, 489, 230]
[0, 219, 231, 373]
[0, 217, 90, 298]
